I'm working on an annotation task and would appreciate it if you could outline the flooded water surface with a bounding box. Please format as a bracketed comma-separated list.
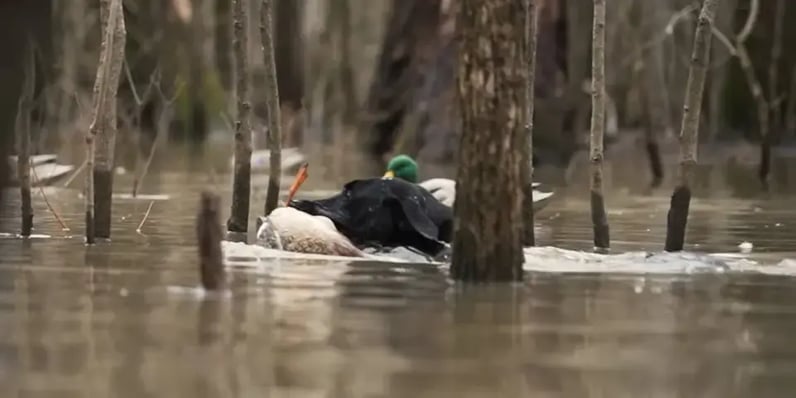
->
[2, 169, 796, 397]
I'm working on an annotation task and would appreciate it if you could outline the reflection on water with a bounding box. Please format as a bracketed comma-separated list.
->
[1, 170, 796, 397]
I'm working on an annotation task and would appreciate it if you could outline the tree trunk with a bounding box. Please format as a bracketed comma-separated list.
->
[640, 0, 670, 188]
[732, 0, 768, 187]
[274, 0, 304, 148]
[768, 0, 785, 133]
[358, 0, 443, 172]
[451, 0, 525, 282]
[665, 0, 719, 252]
[228, 0, 253, 237]
[521, 0, 539, 247]
[197, 191, 225, 290]
[589, 0, 610, 251]
[89, 0, 126, 240]
[261, 0, 282, 215]
[17, 42, 35, 237]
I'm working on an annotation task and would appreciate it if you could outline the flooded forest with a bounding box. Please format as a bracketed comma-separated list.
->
[2, 0, 796, 396]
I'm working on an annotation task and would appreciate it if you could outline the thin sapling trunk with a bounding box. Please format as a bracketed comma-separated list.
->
[92, 0, 126, 239]
[16, 42, 35, 237]
[665, 0, 720, 252]
[522, 0, 539, 246]
[589, 0, 610, 251]
[228, 0, 253, 237]
[197, 191, 225, 290]
[86, 0, 125, 243]
[261, 0, 282, 215]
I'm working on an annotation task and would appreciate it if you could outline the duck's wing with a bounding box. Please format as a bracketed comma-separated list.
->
[394, 197, 440, 242]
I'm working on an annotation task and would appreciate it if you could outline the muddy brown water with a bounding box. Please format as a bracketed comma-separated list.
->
[1, 169, 796, 397]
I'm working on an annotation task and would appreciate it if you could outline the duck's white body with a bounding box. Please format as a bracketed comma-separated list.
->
[256, 207, 365, 257]
[418, 178, 554, 210]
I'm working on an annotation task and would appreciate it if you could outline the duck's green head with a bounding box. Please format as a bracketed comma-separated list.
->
[383, 154, 418, 183]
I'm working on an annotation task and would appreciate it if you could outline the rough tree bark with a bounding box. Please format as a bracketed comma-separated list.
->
[197, 191, 225, 290]
[227, 0, 253, 237]
[261, 0, 282, 215]
[16, 42, 35, 237]
[665, 0, 719, 252]
[451, 0, 525, 282]
[88, 0, 126, 242]
[521, 0, 539, 247]
[589, 0, 610, 251]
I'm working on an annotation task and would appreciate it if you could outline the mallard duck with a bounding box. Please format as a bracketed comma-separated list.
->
[383, 154, 554, 209]
[256, 163, 452, 258]
[256, 206, 366, 257]
[289, 177, 453, 256]
[255, 164, 364, 257]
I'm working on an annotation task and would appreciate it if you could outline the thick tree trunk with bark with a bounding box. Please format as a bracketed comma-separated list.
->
[589, 0, 609, 251]
[665, 0, 719, 252]
[89, 0, 126, 241]
[522, 0, 539, 247]
[451, 0, 525, 282]
[261, 0, 282, 215]
[17, 43, 35, 237]
[227, 0, 253, 237]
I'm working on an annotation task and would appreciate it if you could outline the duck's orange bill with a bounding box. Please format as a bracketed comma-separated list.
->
[284, 162, 309, 205]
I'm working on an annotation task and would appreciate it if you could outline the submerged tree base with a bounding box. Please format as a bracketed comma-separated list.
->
[522, 182, 536, 247]
[93, 169, 114, 238]
[590, 190, 610, 251]
[665, 185, 691, 252]
[227, 161, 252, 234]
[85, 211, 95, 244]
[197, 191, 225, 290]
[759, 138, 771, 191]
[20, 188, 32, 236]
[451, 229, 524, 282]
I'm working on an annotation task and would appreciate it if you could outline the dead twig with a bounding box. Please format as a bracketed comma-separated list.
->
[63, 157, 88, 188]
[133, 80, 184, 197]
[136, 200, 155, 234]
[31, 165, 71, 231]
